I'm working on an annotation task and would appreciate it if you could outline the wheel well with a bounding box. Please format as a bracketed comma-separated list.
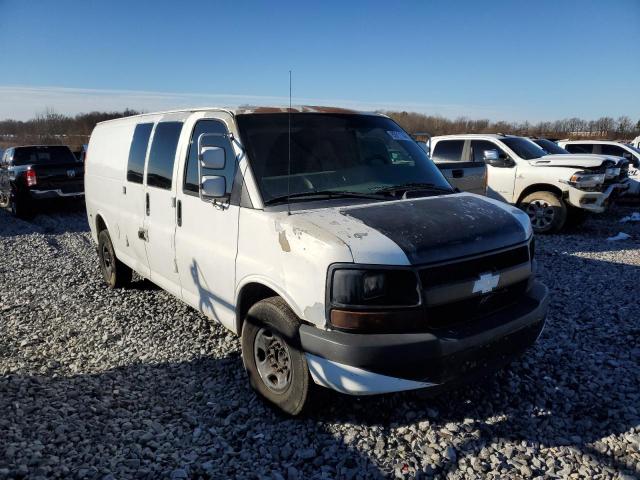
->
[517, 184, 564, 205]
[236, 283, 278, 335]
[95, 214, 107, 234]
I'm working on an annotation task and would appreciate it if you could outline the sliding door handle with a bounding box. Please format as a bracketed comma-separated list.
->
[145, 192, 150, 216]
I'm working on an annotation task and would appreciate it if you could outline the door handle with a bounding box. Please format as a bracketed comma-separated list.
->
[145, 192, 150, 216]
[177, 199, 182, 227]
[452, 169, 464, 178]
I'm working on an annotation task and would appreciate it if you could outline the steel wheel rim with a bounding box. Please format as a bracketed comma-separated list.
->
[253, 327, 292, 394]
[526, 200, 555, 229]
[101, 244, 113, 280]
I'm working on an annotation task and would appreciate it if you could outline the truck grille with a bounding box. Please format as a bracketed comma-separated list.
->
[419, 244, 532, 329]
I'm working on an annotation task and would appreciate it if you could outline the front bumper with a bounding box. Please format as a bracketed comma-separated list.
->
[301, 281, 549, 395]
[566, 182, 629, 212]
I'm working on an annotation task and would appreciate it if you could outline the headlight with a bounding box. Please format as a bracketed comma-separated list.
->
[569, 172, 605, 189]
[605, 167, 620, 179]
[328, 267, 423, 332]
[330, 269, 420, 307]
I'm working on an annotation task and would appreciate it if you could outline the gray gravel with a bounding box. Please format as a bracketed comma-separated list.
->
[1, 202, 639, 479]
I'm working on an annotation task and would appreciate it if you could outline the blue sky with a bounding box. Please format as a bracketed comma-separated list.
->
[0, 0, 638, 121]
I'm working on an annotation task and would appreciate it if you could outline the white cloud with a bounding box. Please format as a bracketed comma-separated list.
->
[0, 85, 505, 121]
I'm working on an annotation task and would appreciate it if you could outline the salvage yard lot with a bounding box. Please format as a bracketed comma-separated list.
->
[1, 205, 639, 479]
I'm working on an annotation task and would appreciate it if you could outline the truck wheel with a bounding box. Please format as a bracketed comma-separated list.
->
[98, 229, 132, 288]
[241, 297, 310, 416]
[10, 195, 33, 219]
[519, 191, 567, 234]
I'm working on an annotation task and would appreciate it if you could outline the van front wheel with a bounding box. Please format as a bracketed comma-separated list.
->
[98, 229, 132, 288]
[241, 297, 310, 415]
[519, 191, 567, 234]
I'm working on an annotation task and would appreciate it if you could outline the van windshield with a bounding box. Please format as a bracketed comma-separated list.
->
[236, 113, 452, 205]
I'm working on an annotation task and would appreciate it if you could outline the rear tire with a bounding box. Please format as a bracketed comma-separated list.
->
[10, 194, 33, 219]
[241, 297, 310, 416]
[98, 229, 132, 288]
[519, 191, 567, 234]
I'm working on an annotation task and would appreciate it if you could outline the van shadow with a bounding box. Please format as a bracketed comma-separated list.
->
[308, 244, 640, 477]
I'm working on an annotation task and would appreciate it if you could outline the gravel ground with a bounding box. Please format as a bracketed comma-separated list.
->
[1, 201, 639, 479]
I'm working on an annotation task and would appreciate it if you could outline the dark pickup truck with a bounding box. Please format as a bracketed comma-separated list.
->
[0, 145, 84, 218]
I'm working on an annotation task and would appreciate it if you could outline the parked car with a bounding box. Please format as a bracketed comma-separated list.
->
[431, 134, 629, 233]
[85, 107, 548, 415]
[429, 138, 487, 195]
[0, 145, 84, 218]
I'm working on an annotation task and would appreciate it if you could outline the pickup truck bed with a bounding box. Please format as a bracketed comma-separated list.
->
[0, 145, 84, 217]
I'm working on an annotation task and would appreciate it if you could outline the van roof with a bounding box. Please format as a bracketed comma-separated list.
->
[96, 105, 382, 125]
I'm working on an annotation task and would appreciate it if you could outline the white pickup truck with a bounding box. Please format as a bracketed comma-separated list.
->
[431, 134, 629, 233]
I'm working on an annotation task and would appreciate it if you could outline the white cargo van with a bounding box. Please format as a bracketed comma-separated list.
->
[85, 107, 548, 414]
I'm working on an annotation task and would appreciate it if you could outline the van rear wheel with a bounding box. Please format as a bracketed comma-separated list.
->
[519, 191, 567, 234]
[241, 297, 310, 415]
[98, 229, 132, 288]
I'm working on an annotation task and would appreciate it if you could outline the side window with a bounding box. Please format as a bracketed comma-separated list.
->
[147, 122, 183, 190]
[432, 140, 464, 162]
[600, 144, 626, 157]
[566, 143, 593, 154]
[471, 140, 504, 162]
[183, 119, 236, 195]
[127, 123, 153, 184]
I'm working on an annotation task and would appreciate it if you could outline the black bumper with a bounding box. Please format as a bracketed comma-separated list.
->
[28, 189, 84, 199]
[300, 281, 549, 385]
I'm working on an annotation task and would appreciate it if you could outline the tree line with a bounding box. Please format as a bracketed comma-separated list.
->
[1, 109, 639, 151]
[386, 111, 640, 140]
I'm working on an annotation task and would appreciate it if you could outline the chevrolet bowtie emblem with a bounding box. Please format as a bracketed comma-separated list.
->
[473, 272, 500, 294]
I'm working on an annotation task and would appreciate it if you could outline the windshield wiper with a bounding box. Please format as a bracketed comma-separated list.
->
[372, 182, 454, 195]
[264, 190, 389, 206]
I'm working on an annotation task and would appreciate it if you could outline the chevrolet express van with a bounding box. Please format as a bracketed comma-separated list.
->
[85, 107, 549, 414]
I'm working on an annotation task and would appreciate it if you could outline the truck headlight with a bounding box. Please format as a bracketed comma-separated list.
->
[569, 172, 605, 190]
[328, 267, 422, 332]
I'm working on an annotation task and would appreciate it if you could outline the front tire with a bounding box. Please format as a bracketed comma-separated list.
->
[519, 191, 567, 234]
[98, 229, 132, 288]
[241, 297, 310, 416]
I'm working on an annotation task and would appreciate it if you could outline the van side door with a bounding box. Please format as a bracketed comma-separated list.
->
[472, 140, 517, 203]
[174, 113, 240, 332]
[119, 123, 153, 278]
[142, 117, 185, 296]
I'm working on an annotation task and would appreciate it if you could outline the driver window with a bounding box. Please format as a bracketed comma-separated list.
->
[183, 120, 236, 196]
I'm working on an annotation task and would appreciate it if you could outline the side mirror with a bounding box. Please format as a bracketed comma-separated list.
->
[483, 150, 514, 167]
[199, 146, 226, 170]
[622, 152, 633, 160]
[201, 175, 226, 199]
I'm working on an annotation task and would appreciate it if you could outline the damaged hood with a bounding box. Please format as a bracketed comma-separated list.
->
[529, 154, 626, 169]
[295, 193, 530, 265]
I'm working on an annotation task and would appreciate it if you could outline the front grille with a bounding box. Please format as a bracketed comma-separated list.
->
[426, 279, 530, 329]
[419, 245, 529, 288]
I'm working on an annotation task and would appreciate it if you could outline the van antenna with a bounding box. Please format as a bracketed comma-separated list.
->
[287, 70, 292, 216]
